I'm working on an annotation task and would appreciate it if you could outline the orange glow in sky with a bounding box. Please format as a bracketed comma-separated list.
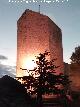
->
[22, 57, 36, 70]
[20, 57, 37, 76]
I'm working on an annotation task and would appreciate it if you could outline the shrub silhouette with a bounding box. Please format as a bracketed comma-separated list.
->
[0, 75, 34, 107]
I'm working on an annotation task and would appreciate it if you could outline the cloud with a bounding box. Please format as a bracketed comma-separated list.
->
[0, 55, 8, 60]
[0, 63, 16, 78]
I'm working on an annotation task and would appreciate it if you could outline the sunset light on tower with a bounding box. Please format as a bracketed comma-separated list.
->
[16, 9, 64, 77]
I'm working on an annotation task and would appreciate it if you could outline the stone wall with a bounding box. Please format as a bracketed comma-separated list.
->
[17, 10, 63, 77]
[64, 63, 80, 92]
[70, 64, 80, 92]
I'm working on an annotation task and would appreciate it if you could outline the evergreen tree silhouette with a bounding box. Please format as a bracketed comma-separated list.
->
[20, 52, 70, 106]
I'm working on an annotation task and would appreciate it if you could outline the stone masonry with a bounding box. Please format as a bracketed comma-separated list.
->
[16, 9, 64, 77]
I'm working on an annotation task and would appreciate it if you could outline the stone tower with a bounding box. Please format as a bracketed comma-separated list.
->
[16, 9, 63, 77]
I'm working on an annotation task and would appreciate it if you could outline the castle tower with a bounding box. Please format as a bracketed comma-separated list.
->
[16, 10, 64, 77]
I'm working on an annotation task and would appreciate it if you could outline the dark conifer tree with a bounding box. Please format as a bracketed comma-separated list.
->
[20, 52, 70, 106]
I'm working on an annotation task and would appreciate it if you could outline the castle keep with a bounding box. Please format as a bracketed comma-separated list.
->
[16, 10, 64, 77]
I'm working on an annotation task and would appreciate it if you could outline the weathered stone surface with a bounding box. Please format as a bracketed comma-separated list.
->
[64, 63, 80, 92]
[17, 10, 63, 77]
[70, 64, 80, 92]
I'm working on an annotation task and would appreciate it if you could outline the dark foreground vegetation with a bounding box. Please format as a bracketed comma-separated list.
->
[1, 51, 80, 107]
[0, 75, 80, 107]
[19, 52, 71, 107]
[0, 75, 35, 107]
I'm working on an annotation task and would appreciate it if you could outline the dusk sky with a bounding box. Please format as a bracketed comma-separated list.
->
[0, 0, 80, 77]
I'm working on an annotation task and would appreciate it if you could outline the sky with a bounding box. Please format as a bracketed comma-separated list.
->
[0, 0, 80, 77]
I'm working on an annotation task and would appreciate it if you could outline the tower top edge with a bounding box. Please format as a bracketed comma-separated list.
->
[17, 9, 48, 21]
[17, 9, 61, 30]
